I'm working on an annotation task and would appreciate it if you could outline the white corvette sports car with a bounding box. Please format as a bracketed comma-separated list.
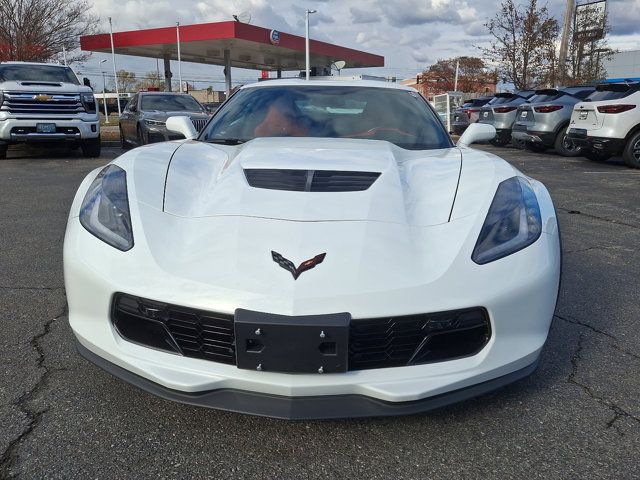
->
[64, 80, 561, 419]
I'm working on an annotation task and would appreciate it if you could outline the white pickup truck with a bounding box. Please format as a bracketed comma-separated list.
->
[0, 61, 100, 159]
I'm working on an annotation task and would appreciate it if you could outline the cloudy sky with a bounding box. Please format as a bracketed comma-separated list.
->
[78, 0, 640, 90]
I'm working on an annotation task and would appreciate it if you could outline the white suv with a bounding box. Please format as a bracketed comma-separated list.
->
[0, 62, 101, 159]
[567, 82, 640, 168]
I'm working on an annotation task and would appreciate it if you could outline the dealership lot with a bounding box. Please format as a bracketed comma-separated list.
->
[1, 144, 639, 479]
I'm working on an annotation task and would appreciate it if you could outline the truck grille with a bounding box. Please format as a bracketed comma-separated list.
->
[191, 118, 207, 132]
[111, 294, 490, 371]
[1, 91, 85, 115]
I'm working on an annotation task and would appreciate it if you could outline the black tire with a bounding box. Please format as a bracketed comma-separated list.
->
[490, 136, 509, 147]
[511, 138, 527, 150]
[585, 150, 612, 162]
[136, 125, 147, 146]
[81, 137, 101, 158]
[554, 129, 582, 157]
[0, 145, 7, 160]
[120, 127, 131, 150]
[524, 142, 548, 153]
[622, 131, 640, 169]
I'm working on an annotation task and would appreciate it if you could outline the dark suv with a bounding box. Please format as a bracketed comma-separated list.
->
[511, 86, 595, 156]
[119, 92, 209, 148]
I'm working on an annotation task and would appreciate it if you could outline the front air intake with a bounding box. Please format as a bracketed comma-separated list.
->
[244, 169, 381, 192]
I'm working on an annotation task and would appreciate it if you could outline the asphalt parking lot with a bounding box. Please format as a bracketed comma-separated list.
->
[1, 142, 639, 479]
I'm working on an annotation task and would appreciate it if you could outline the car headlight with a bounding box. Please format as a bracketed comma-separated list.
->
[79, 165, 133, 251]
[472, 176, 542, 265]
[144, 119, 166, 127]
[81, 93, 97, 113]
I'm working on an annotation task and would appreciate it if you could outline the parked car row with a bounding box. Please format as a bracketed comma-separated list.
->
[473, 81, 640, 168]
[451, 97, 493, 135]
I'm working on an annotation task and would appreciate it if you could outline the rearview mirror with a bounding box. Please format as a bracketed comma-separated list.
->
[457, 123, 496, 147]
[166, 116, 198, 140]
[83, 77, 92, 89]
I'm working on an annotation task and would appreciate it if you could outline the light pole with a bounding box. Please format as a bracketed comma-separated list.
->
[100, 59, 109, 124]
[305, 9, 316, 80]
[108, 17, 122, 116]
[176, 22, 183, 93]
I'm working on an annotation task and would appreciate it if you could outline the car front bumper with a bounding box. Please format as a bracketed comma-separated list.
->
[0, 116, 100, 144]
[64, 208, 560, 418]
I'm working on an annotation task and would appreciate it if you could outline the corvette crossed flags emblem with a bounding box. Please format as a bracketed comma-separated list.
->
[271, 251, 326, 280]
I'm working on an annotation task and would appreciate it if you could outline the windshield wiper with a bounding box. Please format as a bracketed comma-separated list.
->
[206, 138, 246, 145]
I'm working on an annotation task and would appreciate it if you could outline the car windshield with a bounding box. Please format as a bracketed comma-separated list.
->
[141, 94, 203, 112]
[200, 85, 452, 150]
[0, 64, 79, 84]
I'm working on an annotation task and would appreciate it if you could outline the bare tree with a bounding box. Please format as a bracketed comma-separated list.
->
[421, 56, 497, 93]
[0, 0, 98, 63]
[111, 70, 137, 93]
[481, 0, 559, 89]
[137, 71, 165, 91]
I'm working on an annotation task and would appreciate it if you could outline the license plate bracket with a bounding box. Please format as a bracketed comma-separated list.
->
[234, 309, 350, 374]
[578, 111, 588, 120]
[36, 123, 56, 133]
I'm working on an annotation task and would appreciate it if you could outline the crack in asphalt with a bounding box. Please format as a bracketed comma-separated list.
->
[0, 302, 68, 478]
[560, 318, 640, 435]
[0, 286, 64, 292]
[557, 207, 639, 230]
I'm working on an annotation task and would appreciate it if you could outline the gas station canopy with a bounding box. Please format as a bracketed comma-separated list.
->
[80, 21, 384, 79]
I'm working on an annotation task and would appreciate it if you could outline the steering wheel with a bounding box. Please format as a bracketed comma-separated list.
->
[343, 127, 417, 139]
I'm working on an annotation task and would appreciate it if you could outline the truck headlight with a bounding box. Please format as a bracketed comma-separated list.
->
[81, 93, 97, 113]
[79, 165, 133, 251]
[472, 176, 542, 265]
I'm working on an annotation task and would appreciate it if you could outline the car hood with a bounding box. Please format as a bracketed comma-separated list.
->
[161, 137, 462, 227]
[0, 80, 91, 93]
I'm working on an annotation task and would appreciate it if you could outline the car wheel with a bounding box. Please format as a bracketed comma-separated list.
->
[584, 150, 611, 162]
[120, 127, 131, 150]
[554, 129, 582, 157]
[0, 144, 7, 160]
[524, 142, 547, 153]
[622, 131, 640, 168]
[81, 138, 101, 158]
[490, 137, 509, 147]
[137, 125, 147, 146]
[511, 138, 527, 150]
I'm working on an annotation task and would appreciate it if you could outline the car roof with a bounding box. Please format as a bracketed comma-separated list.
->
[239, 78, 416, 92]
[139, 91, 195, 95]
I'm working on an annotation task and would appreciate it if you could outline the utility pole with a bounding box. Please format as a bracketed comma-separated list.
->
[176, 22, 183, 93]
[558, 0, 575, 85]
[100, 59, 109, 124]
[454, 59, 460, 91]
[108, 17, 122, 116]
[305, 9, 317, 80]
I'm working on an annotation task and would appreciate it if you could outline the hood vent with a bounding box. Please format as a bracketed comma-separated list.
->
[20, 81, 63, 87]
[244, 169, 381, 192]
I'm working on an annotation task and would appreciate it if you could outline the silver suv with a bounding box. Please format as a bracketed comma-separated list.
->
[477, 91, 536, 146]
[0, 62, 100, 159]
[511, 86, 595, 156]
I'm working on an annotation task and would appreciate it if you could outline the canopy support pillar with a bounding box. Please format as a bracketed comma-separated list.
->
[163, 55, 172, 92]
[224, 49, 232, 97]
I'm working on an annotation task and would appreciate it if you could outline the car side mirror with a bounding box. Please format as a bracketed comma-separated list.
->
[166, 116, 198, 140]
[457, 123, 496, 147]
[83, 77, 92, 89]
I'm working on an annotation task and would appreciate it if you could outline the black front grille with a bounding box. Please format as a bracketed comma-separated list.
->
[191, 118, 207, 132]
[112, 294, 235, 365]
[244, 169, 381, 192]
[1, 91, 85, 115]
[111, 294, 490, 371]
[349, 308, 490, 371]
